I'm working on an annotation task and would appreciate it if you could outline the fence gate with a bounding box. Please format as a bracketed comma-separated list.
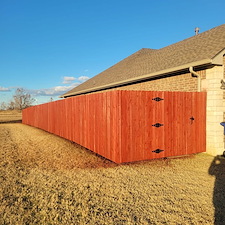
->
[120, 91, 206, 163]
[23, 90, 206, 163]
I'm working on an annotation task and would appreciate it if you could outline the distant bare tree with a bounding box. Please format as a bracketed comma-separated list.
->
[0, 102, 7, 110]
[13, 88, 35, 110]
[8, 101, 16, 110]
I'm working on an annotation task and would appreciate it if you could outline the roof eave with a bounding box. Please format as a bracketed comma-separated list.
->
[60, 58, 215, 98]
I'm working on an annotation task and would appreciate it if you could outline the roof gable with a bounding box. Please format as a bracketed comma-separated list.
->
[62, 24, 225, 97]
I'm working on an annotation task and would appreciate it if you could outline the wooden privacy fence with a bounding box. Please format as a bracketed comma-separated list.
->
[22, 90, 206, 163]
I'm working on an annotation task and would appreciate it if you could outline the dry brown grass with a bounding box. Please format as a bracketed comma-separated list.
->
[0, 123, 224, 224]
[0, 110, 22, 123]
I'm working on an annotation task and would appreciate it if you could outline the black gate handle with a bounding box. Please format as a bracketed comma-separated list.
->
[190, 116, 194, 124]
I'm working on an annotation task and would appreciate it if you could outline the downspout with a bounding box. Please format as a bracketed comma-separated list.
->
[189, 66, 201, 92]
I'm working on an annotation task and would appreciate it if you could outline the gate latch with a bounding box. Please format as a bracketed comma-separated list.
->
[190, 116, 194, 124]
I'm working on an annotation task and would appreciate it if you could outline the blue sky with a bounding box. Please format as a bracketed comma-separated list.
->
[0, 0, 224, 105]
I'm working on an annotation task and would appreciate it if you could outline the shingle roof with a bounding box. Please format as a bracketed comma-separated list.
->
[62, 24, 225, 97]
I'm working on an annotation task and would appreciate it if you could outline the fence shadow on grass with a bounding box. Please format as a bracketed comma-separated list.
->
[0, 120, 22, 124]
[208, 155, 225, 225]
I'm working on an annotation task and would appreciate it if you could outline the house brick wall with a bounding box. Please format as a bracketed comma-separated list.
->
[94, 70, 205, 93]
[112, 72, 201, 92]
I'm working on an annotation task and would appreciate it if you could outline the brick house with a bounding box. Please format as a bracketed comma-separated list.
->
[61, 24, 225, 156]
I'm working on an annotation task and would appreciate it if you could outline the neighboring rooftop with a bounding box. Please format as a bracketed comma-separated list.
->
[62, 24, 225, 98]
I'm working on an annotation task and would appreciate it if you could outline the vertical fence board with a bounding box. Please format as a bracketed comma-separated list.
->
[102, 92, 108, 159]
[191, 92, 197, 154]
[121, 91, 128, 162]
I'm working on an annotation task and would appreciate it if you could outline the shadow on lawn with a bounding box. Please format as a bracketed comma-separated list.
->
[0, 120, 22, 124]
[209, 155, 225, 225]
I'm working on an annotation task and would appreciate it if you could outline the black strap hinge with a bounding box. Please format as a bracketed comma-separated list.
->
[152, 97, 164, 102]
[152, 149, 164, 154]
[152, 123, 164, 128]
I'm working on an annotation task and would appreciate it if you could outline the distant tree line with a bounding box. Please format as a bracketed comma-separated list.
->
[0, 88, 35, 110]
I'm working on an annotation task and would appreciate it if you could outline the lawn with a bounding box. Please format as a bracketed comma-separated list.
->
[0, 122, 224, 224]
[0, 110, 22, 123]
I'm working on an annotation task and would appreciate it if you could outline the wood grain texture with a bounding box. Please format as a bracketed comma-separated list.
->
[22, 90, 206, 163]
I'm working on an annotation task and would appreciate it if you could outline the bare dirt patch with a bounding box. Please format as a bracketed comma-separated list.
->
[0, 123, 224, 224]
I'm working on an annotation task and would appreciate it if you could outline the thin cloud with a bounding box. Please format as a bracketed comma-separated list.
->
[28, 83, 81, 97]
[78, 76, 90, 82]
[62, 75, 90, 83]
[0, 86, 11, 92]
[26, 75, 90, 98]
[62, 76, 76, 84]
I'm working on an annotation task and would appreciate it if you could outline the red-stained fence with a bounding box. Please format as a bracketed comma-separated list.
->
[22, 90, 206, 163]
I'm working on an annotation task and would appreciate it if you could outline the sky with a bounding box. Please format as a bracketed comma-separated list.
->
[0, 0, 224, 105]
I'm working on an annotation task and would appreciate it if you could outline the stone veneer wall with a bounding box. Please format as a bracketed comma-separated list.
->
[205, 63, 224, 156]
